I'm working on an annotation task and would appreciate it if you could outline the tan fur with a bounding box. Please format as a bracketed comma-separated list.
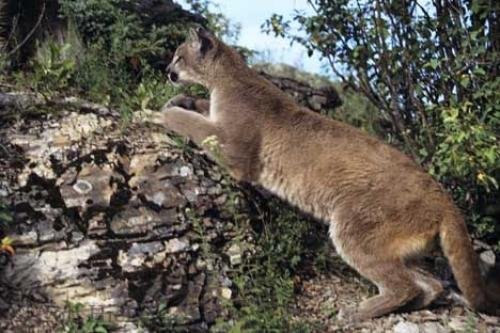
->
[153, 28, 499, 320]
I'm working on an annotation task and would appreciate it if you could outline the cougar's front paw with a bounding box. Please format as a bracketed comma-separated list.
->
[162, 94, 196, 111]
[136, 109, 165, 126]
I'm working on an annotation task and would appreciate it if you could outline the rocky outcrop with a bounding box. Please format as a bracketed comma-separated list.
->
[251, 62, 343, 113]
[259, 71, 342, 113]
[0, 105, 255, 332]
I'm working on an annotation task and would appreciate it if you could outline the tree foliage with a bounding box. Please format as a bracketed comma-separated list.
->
[265, 0, 500, 246]
[0, 0, 238, 115]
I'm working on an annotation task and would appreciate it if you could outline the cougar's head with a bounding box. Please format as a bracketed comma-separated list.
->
[166, 27, 220, 86]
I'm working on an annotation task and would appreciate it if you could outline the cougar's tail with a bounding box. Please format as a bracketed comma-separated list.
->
[439, 209, 498, 314]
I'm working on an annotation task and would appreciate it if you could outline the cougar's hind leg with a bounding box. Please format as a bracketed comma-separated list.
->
[348, 260, 422, 321]
[328, 222, 421, 321]
[406, 266, 444, 310]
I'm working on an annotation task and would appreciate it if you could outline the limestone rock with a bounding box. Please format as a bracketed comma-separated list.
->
[447, 317, 467, 331]
[0, 108, 253, 331]
[226, 243, 243, 267]
[60, 163, 119, 211]
[393, 321, 419, 333]
[480, 250, 496, 267]
[220, 287, 232, 300]
[165, 238, 190, 253]
[420, 322, 448, 333]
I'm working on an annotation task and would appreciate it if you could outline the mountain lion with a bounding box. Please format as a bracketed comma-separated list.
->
[147, 27, 499, 320]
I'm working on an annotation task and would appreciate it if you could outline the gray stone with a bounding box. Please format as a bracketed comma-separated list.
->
[1, 240, 100, 288]
[226, 243, 242, 266]
[420, 322, 449, 333]
[220, 287, 232, 300]
[110, 206, 175, 236]
[14, 230, 38, 246]
[448, 317, 467, 331]
[393, 321, 420, 333]
[0, 181, 10, 197]
[165, 238, 189, 253]
[118, 248, 147, 273]
[128, 241, 165, 255]
[480, 250, 496, 267]
[308, 94, 327, 110]
[473, 239, 490, 251]
[73, 179, 93, 194]
[60, 164, 119, 210]
[179, 165, 193, 177]
[172, 273, 205, 324]
[87, 213, 108, 236]
[142, 181, 186, 208]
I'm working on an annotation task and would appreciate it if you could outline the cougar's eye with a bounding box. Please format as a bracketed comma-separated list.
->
[174, 56, 183, 65]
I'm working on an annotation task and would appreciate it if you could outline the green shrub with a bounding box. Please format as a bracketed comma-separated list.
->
[59, 302, 113, 333]
[57, 0, 228, 118]
[218, 195, 326, 332]
[139, 302, 186, 333]
[59, 0, 175, 111]
[31, 41, 76, 100]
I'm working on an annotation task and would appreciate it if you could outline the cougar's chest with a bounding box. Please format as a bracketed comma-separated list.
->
[209, 90, 221, 122]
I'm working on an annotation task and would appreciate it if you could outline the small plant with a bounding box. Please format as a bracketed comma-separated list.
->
[219, 195, 324, 332]
[0, 236, 15, 268]
[129, 70, 181, 111]
[59, 302, 113, 333]
[463, 310, 479, 333]
[0, 53, 7, 79]
[0, 236, 14, 251]
[0, 202, 12, 229]
[139, 302, 186, 333]
[30, 41, 76, 100]
[201, 134, 225, 166]
[187, 207, 211, 259]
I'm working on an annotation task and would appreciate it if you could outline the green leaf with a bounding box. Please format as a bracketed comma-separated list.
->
[429, 59, 439, 69]
[0, 211, 12, 223]
[474, 67, 486, 76]
[460, 76, 470, 88]
[94, 326, 108, 333]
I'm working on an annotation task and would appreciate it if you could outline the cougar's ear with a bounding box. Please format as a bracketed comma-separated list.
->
[188, 26, 214, 56]
[187, 27, 198, 42]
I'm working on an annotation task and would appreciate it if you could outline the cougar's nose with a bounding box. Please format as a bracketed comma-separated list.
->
[166, 65, 179, 83]
[169, 71, 179, 83]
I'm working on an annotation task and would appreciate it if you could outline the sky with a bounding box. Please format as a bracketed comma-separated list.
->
[177, 0, 327, 75]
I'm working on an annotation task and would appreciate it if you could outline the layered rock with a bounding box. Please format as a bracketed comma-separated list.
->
[259, 71, 342, 113]
[0, 107, 253, 331]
